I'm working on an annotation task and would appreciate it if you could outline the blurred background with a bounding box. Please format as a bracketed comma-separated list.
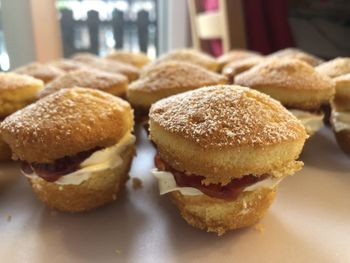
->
[0, 0, 349, 70]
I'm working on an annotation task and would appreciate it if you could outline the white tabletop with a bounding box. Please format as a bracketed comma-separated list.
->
[0, 127, 349, 263]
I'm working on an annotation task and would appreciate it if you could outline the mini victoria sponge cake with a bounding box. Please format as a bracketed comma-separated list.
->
[149, 85, 307, 235]
[49, 59, 86, 72]
[14, 62, 65, 83]
[0, 73, 44, 161]
[235, 58, 335, 135]
[39, 68, 128, 98]
[0, 87, 135, 212]
[266, 48, 324, 67]
[106, 50, 150, 68]
[142, 49, 220, 74]
[0, 72, 44, 119]
[316, 57, 350, 78]
[73, 55, 139, 82]
[127, 61, 227, 112]
[222, 56, 265, 83]
[217, 49, 262, 70]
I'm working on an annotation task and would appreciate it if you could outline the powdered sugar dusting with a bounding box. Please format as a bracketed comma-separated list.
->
[0, 72, 43, 93]
[0, 87, 131, 162]
[40, 68, 127, 97]
[14, 62, 65, 82]
[235, 58, 334, 92]
[130, 61, 226, 92]
[73, 55, 139, 80]
[316, 57, 350, 78]
[49, 59, 86, 72]
[266, 48, 323, 66]
[218, 49, 261, 66]
[143, 49, 219, 73]
[223, 56, 264, 77]
[150, 85, 306, 148]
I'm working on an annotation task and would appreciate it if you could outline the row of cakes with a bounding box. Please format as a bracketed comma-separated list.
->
[0, 47, 348, 235]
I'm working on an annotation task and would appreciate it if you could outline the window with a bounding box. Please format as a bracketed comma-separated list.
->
[0, 0, 10, 71]
[56, 0, 158, 58]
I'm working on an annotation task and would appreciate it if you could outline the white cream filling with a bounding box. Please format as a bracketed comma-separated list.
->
[152, 169, 283, 197]
[331, 111, 350, 132]
[152, 169, 203, 196]
[24, 133, 135, 185]
[289, 109, 324, 135]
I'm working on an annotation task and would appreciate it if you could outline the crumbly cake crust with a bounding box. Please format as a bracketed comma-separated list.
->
[0, 73, 44, 118]
[217, 49, 261, 68]
[39, 69, 128, 98]
[28, 145, 135, 212]
[49, 59, 86, 72]
[150, 85, 306, 148]
[14, 62, 65, 83]
[73, 55, 139, 81]
[171, 187, 276, 235]
[0, 73, 43, 93]
[266, 48, 324, 66]
[235, 59, 335, 110]
[223, 56, 265, 82]
[106, 50, 150, 68]
[1, 87, 133, 163]
[127, 61, 227, 108]
[143, 49, 219, 72]
[316, 57, 350, 78]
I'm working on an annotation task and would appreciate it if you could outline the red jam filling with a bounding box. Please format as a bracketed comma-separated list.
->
[21, 147, 101, 182]
[155, 155, 267, 201]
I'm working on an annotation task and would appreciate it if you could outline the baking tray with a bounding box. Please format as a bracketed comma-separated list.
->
[0, 126, 349, 263]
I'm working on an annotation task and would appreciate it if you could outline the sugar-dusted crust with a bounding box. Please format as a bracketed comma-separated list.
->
[28, 144, 135, 212]
[222, 56, 265, 83]
[142, 49, 219, 73]
[0, 72, 43, 94]
[150, 85, 306, 149]
[39, 69, 128, 98]
[267, 48, 324, 66]
[316, 57, 350, 78]
[73, 55, 139, 81]
[235, 59, 335, 110]
[0, 73, 44, 118]
[106, 50, 150, 68]
[127, 61, 227, 108]
[149, 85, 306, 184]
[217, 49, 261, 69]
[1, 87, 134, 163]
[170, 187, 276, 235]
[14, 62, 65, 83]
[49, 59, 86, 72]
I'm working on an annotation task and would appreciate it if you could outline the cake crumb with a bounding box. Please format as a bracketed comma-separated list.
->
[6, 215, 12, 222]
[58, 186, 64, 191]
[112, 194, 117, 200]
[132, 177, 143, 190]
[254, 223, 265, 233]
[115, 249, 122, 255]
